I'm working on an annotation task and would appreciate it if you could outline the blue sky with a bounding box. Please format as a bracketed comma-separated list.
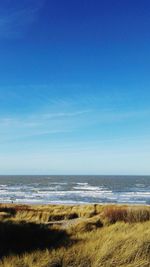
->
[0, 0, 150, 174]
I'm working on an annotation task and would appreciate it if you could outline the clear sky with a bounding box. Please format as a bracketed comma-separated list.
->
[0, 0, 150, 175]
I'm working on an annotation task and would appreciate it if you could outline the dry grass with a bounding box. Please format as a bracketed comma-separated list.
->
[103, 205, 150, 224]
[0, 203, 149, 267]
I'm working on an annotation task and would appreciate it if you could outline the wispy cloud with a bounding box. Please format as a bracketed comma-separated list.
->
[0, 0, 44, 38]
[42, 110, 91, 119]
[0, 84, 150, 144]
[0, 108, 92, 142]
[0, 109, 91, 126]
[0, 103, 149, 143]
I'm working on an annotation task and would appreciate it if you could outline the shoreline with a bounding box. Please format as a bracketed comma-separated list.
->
[0, 175, 150, 206]
[0, 201, 149, 206]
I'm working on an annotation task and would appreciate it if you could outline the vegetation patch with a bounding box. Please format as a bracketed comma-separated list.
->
[0, 204, 149, 266]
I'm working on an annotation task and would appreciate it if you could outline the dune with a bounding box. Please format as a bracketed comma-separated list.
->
[0, 203, 149, 266]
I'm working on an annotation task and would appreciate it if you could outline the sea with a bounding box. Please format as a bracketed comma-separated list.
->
[0, 175, 150, 205]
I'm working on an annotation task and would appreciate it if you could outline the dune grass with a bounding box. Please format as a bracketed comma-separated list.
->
[0, 204, 149, 266]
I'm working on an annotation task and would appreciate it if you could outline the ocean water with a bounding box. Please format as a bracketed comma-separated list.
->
[0, 175, 150, 205]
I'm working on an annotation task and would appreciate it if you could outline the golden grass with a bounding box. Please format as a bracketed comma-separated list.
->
[0, 204, 149, 267]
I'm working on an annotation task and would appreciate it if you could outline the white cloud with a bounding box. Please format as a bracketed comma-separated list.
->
[0, 104, 149, 143]
[0, 108, 91, 142]
[0, 0, 44, 38]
